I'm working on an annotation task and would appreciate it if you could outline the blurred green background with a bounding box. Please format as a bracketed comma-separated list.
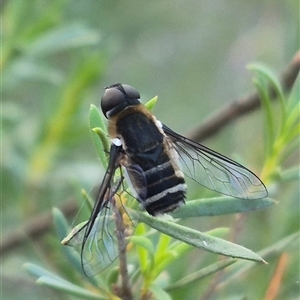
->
[1, 0, 299, 299]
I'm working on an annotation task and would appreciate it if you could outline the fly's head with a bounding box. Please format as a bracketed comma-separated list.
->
[101, 83, 141, 118]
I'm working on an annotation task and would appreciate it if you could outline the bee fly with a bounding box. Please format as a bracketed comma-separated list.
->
[64, 83, 268, 276]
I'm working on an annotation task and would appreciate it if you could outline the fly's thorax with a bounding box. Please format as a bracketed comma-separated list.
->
[107, 104, 154, 138]
[112, 106, 165, 161]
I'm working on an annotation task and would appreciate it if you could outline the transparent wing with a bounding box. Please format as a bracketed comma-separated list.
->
[67, 201, 119, 276]
[163, 124, 268, 199]
[63, 143, 132, 276]
[63, 142, 146, 276]
[83, 195, 121, 276]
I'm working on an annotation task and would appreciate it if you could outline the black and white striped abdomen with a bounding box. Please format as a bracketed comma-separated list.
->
[141, 145, 187, 215]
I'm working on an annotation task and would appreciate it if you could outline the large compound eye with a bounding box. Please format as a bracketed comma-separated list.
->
[101, 83, 141, 118]
[101, 87, 125, 118]
[122, 84, 140, 99]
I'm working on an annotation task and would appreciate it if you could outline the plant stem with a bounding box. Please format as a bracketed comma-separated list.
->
[113, 198, 133, 300]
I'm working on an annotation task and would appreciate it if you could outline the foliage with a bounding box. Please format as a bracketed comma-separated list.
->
[2, 1, 299, 299]
[24, 66, 299, 299]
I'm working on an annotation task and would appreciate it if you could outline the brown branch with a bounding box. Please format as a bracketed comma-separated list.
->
[187, 51, 300, 142]
[0, 199, 78, 257]
[264, 253, 288, 300]
[112, 197, 133, 300]
[1, 52, 299, 256]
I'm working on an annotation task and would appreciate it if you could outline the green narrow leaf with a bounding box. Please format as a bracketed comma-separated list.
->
[153, 234, 180, 277]
[53, 208, 101, 288]
[131, 210, 266, 264]
[61, 220, 87, 247]
[153, 249, 184, 280]
[287, 76, 300, 109]
[36, 276, 103, 299]
[134, 223, 153, 272]
[27, 54, 103, 199]
[285, 100, 300, 128]
[24, 263, 104, 299]
[205, 227, 230, 238]
[89, 104, 109, 169]
[81, 188, 94, 211]
[6, 60, 64, 85]
[89, 104, 107, 135]
[25, 23, 101, 56]
[280, 166, 300, 182]
[53, 208, 83, 273]
[131, 236, 156, 256]
[52, 207, 70, 240]
[145, 95, 158, 111]
[165, 228, 228, 261]
[166, 259, 236, 291]
[258, 231, 300, 258]
[152, 241, 192, 278]
[24, 263, 60, 279]
[172, 197, 275, 218]
[282, 102, 300, 144]
[155, 233, 172, 258]
[248, 63, 287, 132]
[92, 127, 110, 154]
[168, 241, 192, 258]
[253, 77, 275, 158]
[149, 283, 172, 300]
[217, 231, 300, 289]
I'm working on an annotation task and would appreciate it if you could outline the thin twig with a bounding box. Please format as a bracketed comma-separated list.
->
[187, 51, 300, 142]
[1, 52, 299, 255]
[112, 197, 133, 300]
[264, 253, 288, 300]
[0, 199, 78, 256]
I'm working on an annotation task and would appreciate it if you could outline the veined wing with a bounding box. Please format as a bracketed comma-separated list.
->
[162, 124, 268, 200]
[63, 202, 120, 276]
[63, 141, 126, 276]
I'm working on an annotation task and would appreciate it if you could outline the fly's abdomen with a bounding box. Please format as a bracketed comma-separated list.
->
[143, 157, 186, 216]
